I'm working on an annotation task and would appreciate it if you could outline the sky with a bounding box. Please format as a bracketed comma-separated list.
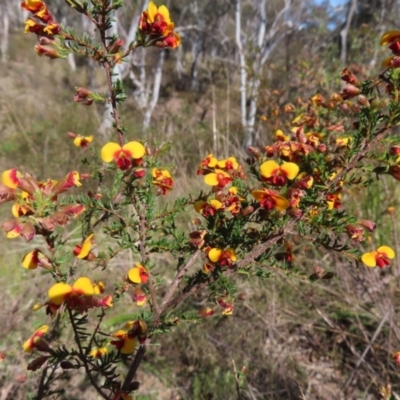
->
[314, 0, 347, 5]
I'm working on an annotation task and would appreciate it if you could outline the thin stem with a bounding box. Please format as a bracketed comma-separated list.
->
[67, 308, 110, 400]
[132, 196, 161, 316]
[121, 343, 148, 392]
[159, 250, 202, 314]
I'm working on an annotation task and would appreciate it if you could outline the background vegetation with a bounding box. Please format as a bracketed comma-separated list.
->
[1, 0, 400, 399]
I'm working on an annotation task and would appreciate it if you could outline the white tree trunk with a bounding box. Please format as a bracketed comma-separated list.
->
[143, 51, 165, 129]
[99, 17, 123, 137]
[0, 9, 9, 63]
[235, 0, 247, 132]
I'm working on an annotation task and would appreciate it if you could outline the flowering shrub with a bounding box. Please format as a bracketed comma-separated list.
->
[3, 0, 400, 398]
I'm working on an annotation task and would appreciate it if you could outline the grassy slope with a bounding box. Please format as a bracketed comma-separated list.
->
[1, 29, 400, 400]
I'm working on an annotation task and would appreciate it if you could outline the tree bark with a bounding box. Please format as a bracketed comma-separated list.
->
[340, 0, 358, 64]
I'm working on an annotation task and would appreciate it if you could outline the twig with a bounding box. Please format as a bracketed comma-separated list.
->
[132, 196, 161, 316]
[67, 308, 110, 400]
[121, 342, 148, 392]
[231, 359, 242, 400]
[159, 249, 202, 314]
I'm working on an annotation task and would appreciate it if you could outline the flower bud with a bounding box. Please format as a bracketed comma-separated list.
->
[357, 95, 370, 107]
[189, 230, 207, 248]
[345, 224, 364, 242]
[60, 361, 75, 369]
[38, 37, 55, 45]
[284, 103, 295, 113]
[108, 38, 124, 54]
[341, 84, 361, 99]
[341, 68, 359, 85]
[248, 147, 261, 159]
[132, 168, 146, 179]
[359, 219, 376, 232]
[39, 217, 56, 231]
[390, 145, 400, 156]
[389, 165, 400, 180]
[34, 45, 62, 59]
[21, 222, 36, 242]
[317, 143, 327, 153]
[27, 356, 50, 371]
[242, 206, 254, 216]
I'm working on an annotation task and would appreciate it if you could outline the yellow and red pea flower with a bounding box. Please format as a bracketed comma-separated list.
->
[152, 168, 173, 195]
[67, 132, 93, 148]
[336, 137, 352, 147]
[22, 325, 50, 353]
[50, 171, 82, 196]
[138, 1, 181, 49]
[219, 187, 244, 215]
[287, 188, 304, 208]
[217, 298, 234, 315]
[0, 183, 16, 205]
[93, 281, 105, 295]
[127, 263, 149, 284]
[22, 249, 51, 270]
[204, 169, 232, 189]
[326, 191, 342, 210]
[251, 189, 290, 212]
[125, 319, 148, 344]
[217, 157, 239, 171]
[59, 204, 86, 219]
[73, 233, 96, 260]
[208, 247, 237, 267]
[381, 30, 400, 58]
[361, 246, 395, 268]
[197, 154, 218, 175]
[12, 201, 33, 218]
[2, 219, 35, 241]
[22, 0, 53, 23]
[194, 199, 224, 217]
[294, 173, 314, 189]
[48, 277, 94, 306]
[95, 295, 114, 308]
[189, 230, 207, 249]
[259, 160, 299, 186]
[110, 330, 136, 354]
[345, 224, 365, 243]
[90, 347, 108, 359]
[101, 141, 145, 171]
[2, 169, 22, 189]
[46, 277, 113, 314]
[198, 307, 215, 317]
[275, 129, 290, 142]
[74, 87, 94, 106]
[132, 287, 147, 306]
[21, 0, 45, 13]
[393, 351, 400, 366]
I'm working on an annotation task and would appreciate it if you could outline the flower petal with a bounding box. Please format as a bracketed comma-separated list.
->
[158, 5, 171, 23]
[259, 160, 279, 178]
[208, 248, 222, 263]
[147, 1, 158, 22]
[128, 267, 141, 284]
[361, 251, 377, 267]
[123, 141, 146, 159]
[281, 162, 300, 180]
[101, 142, 121, 162]
[378, 246, 395, 259]
[73, 277, 94, 296]
[204, 173, 218, 186]
[381, 30, 400, 45]
[48, 283, 72, 305]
